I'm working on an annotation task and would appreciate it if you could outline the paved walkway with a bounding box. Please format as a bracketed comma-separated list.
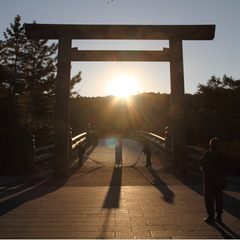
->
[0, 139, 240, 239]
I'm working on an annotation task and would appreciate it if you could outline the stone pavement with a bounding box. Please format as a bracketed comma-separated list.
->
[0, 139, 240, 239]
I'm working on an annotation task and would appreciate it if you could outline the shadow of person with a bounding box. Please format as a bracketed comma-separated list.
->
[148, 167, 175, 204]
[211, 222, 240, 239]
[82, 147, 96, 164]
[223, 190, 240, 221]
[220, 222, 240, 239]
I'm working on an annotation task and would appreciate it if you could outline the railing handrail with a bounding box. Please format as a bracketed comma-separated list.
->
[31, 130, 205, 175]
[72, 132, 87, 151]
[34, 132, 87, 155]
[136, 131, 165, 142]
[187, 144, 205, 153]
[72, 132, 87, 142]
[135, 130, 205, 171]
[30, 132, 87, 175]
[35, 144, 54, 154]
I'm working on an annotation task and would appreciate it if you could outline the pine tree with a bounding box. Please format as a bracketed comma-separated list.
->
[22, 22, 58, 141]
[1, 15, 83, 152]
[0, 15, 27, 165]
[1, 15, 27, 98]
[24, 23, 58, 97]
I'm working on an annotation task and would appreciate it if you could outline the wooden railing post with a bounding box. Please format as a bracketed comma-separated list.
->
[165, 126, 171, 161]
[27, 133, 35, 175]
[69, 127, 72, 158]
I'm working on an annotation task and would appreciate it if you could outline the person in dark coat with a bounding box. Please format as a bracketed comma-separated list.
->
[142, 139, 151, 167]
[92, 131, 99, 147]
[86, 130, 92, 148]
[78, 142, 85, 167]
[200, 137, 227, 224]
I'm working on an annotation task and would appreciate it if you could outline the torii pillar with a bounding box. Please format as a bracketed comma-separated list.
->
[169, 38, 187, 179]
[53, 37, 71, 177]
[25, 24, 215, 179]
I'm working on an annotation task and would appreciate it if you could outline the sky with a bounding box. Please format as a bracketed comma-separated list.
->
[1, 0, 240, 97]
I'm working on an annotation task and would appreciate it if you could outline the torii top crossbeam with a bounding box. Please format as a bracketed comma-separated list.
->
[25, 24, 215, 40]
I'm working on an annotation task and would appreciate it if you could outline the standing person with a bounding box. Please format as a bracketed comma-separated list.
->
[200, 137, 227, 224]
[86, 130, 92, 147]
[78, 142, 85, 167]
[92, 131, 99, 147]
[142, 139, 151, 167]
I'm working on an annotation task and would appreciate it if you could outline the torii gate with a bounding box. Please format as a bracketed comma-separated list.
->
[25, 24, 215, 179]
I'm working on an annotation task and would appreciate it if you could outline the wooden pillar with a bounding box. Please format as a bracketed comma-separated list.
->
[53, 37, 71, 178]
[169, 38, 188, 181]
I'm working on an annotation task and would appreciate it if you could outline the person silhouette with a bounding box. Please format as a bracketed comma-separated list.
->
[78, 142, 85, 167]
[142, 139, 151, 167]
[200, 137, 228, 224]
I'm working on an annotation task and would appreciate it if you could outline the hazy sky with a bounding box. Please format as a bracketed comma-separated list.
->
[1, 0, 240, 97]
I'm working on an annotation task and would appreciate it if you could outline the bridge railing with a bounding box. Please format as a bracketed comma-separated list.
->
[70, 132, 87, 159]
[135, 131, 166, 155]
[135, 131, 205, 171]
[71, 132, 87, 151]
[31, 143, 54, 175]
[28, 132, 87, 175]
[29, 130, 205, 174]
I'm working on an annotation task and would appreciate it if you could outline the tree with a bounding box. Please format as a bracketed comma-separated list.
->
[24, 24, 58, 97]
[0, 15, 28, 165]
[1, 15, 27, 98]
[0, 15, 83, 173]
[70, 71, 82, 97]
[194, 75, 240, 142]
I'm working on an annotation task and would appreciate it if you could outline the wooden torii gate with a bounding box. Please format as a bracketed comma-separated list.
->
[25, 24, 215, 179]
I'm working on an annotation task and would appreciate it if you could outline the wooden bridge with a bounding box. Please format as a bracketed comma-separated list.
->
[29, 131, 204, 178]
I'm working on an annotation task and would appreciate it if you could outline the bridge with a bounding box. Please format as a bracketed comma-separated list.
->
[27, 131, 204, 178]
[0, 131, 240, 239]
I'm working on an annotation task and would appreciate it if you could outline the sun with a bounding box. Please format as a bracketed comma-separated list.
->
[107, 74, 139, 99]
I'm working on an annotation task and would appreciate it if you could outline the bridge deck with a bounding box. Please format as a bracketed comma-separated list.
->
[0, 138, 239, 239]
[80, 138, 172, 168]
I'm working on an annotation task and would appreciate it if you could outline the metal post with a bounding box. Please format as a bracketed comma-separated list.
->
[53, 36, 71, 178]
[169, 38, 188, 181]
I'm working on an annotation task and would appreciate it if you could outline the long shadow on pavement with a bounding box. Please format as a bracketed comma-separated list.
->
[184, 171, 240, 221]
[0, 175, 68, 216]
[184, 170, 240, 238]
[126, 166, 175, 204]
[82, 146, 96, 164]
[148, 167, 175, 203]
[101, 166, 122, 239]
[102, 166, 122, 208]
[212, 222, 240, 239]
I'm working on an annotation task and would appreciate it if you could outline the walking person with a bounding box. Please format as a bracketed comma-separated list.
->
[142, 139, 151, 167]
[78, 142, 85, 167]
[200, 137, 227, 224]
